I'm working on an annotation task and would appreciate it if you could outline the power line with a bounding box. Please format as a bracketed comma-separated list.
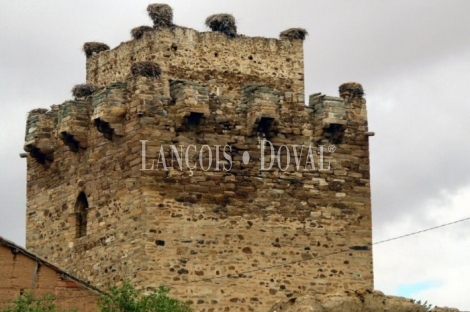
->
[3, 217, 468, 304]
[373, 216, 470, 245]
[163, 216, 470, 287]
[36, 217, 470, 287]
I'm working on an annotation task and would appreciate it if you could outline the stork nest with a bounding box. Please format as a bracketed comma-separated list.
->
[131, 61, 161, 78]
[280, 28, 308, 41]
[205, 14, 237, 37]
[72, 84, 97, 98]
[28, 108, 48, 116]
[131, 26, 154, 39]
[339, 82, 364, 98]
[147, 3, 173, 28]
[83, 42, 110, 58]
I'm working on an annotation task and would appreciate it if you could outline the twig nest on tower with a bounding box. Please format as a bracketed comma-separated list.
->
[72, 84, 97, 98]
[279, 28, 308, 40]
[205, 14, 237, 38]
[339, 82, 365, 99]
[131, 26, 154, 39]
[83, 42, 110, 58]
[28, 108, 48, 116]
[131, 62, 161, 78]
[147, 3, 173, 28]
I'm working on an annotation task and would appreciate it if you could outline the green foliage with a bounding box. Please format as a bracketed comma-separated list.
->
[413, 299, 434, 311]
[2, 282, 191, 312]
[98, 281, 192, 312]
[1, 292, 75, 312]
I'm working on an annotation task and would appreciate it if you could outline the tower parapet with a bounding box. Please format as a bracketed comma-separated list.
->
[170, 79, 210, 130]
[310, 82, 369, 145]
[243, 84, 281, 136]
[24, 107, 58, 163]
[91, 82, 128, 138]
[86, 26, 305, 98]
[58, 100, 91, 151]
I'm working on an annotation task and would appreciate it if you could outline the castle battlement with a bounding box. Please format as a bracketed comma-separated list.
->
[24, 4, 373, 311]
[86, 26, 305, 97]
[23, 76, 367, 165]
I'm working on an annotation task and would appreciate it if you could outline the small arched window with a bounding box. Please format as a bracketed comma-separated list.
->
[75, 192, 89, 238]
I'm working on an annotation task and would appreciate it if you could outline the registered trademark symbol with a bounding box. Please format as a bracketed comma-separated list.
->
[328, 145, 336, 153]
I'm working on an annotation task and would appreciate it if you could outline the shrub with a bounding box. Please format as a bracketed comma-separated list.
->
[1, 292, 75, 312]
[98, 281, 192, 312]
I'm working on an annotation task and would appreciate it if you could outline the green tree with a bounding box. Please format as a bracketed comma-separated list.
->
[1, 292, 75, 312]
[98, 281, 192, 312]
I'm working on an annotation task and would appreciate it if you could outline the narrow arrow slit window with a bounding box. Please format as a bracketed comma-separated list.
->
[75, 192, 89, 238]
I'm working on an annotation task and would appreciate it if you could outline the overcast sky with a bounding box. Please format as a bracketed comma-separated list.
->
[1, 0, 469, 309]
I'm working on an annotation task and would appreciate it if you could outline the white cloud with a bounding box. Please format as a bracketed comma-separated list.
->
[374, 184, 470, 310]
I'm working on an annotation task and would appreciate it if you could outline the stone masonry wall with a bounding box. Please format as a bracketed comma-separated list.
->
[86, 27, 305, 100]
[25, 22, 372, 312]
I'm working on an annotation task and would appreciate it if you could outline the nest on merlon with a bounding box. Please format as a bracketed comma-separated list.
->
[205, 14, 237, 38]
[280, 28, 308, 41]
[72, 84, 97, 98]
[28, 108, 48, 116]
[147, 3, 173, 28]
[339, 82, 365, 98]
[131, 61, 161, 78]
[131, 26, 154, 39]
[83, 42, 110, 58]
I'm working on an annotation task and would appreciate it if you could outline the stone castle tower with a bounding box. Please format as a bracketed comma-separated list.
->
[23, 4, 373, 311]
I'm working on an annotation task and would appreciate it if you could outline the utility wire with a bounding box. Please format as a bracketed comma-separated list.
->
[163, 216, 470, 287]
[373, 216, 470, 245]
[7, 217, 469, 298]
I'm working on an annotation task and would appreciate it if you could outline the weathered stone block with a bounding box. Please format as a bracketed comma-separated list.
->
[24, 107, 58, 163]
[91, 82, 127, 138]
[58, 100, 91, 151]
